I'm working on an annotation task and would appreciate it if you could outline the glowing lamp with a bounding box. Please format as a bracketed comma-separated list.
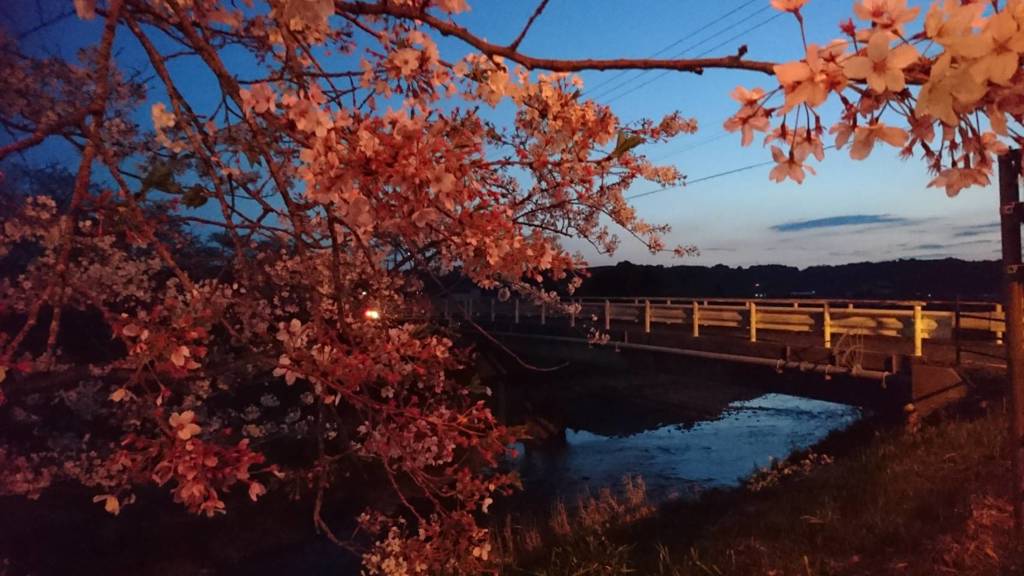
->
[364, 308, 381, 320]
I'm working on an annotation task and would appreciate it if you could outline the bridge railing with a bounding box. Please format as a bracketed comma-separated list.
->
[440, 295, 1006, 357]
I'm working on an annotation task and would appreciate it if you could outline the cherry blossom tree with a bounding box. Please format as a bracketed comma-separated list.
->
[2, 0, 1024, 572]
[735, 0, 1024, 196]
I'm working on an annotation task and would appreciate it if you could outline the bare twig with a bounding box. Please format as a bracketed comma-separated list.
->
[464, 316, 569, 373]
[16, 8, 74, 41]
[508, 0, 549, 52]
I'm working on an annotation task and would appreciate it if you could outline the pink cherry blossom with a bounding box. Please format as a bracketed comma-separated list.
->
[843, 31, 919, 94]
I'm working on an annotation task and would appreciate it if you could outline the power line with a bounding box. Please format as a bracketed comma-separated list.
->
[649, 93, 782, 162]
[627, 145, 839, 201]
[650, 131, 732, 162]
[603, 10, 785, 105]
[584, 0, 760, 98]
[590, 4, 771, 101]
[626, 161, 772, 200]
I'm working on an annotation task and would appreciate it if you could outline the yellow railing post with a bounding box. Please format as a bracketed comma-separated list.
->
[997, 302, 1005, 344]
[604, 299, 611, 331]
[644, 299, 651, 333]
[749, 301, 757, 342]
[540, 301, 546, 325]
[913, 303, 923, 357]
[692, 301, 700, 337]
[570, 299, 576, 327]
[823, 302, 832, 349]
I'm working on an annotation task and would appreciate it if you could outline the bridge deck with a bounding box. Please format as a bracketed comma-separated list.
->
[446, 295, 1007, 367]
[449, 296, 1008, 414]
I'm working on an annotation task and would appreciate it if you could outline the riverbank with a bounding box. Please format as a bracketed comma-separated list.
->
[502, 389, 1024, 575]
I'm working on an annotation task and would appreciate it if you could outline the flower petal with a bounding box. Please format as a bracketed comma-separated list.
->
[843, 56, 873, 80]
[888, 44, 920, 69]
[774, 61, 812, 85]
[884, 68, 906, 92]
[867, 31, 891, 62]
[877, 126, 908, 148]
[867, 71, 887, 94]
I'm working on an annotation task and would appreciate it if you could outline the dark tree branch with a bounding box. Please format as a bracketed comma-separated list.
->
[508, 0, 549, 52]
[16, 8, 74, 40]
[335, 1, 777, 75]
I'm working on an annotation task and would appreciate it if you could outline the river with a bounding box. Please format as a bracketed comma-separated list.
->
[511, 393, 861, 506]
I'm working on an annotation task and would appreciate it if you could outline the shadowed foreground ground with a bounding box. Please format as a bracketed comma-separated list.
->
[3, 367, 1020, 575]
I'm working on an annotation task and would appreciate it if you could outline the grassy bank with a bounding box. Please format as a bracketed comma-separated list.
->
[502, 395, 1024, 575]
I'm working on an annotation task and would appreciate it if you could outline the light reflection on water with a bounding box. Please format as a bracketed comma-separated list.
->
[514, 393, 860, 504]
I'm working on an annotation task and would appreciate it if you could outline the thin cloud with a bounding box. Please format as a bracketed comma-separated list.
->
[827, 249, 871, 257]
[771, 214, 910, 233]
[952, 222, 1000, 238]
[910, 243, 946, 251]
[914, 253, 956, 260]
[908, 239, 997, 251]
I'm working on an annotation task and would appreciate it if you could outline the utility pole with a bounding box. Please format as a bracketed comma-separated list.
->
[999, 148, 1024, 532]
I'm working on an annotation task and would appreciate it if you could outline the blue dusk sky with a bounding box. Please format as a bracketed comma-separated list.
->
[445, 0, 1001, 268]
[1, 0, 1004, 268]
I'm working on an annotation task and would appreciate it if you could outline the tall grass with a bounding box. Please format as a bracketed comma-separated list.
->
[496, 476, 654, 575]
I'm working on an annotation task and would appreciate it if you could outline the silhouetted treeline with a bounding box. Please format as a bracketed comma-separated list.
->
[576, 259, 1002, 301]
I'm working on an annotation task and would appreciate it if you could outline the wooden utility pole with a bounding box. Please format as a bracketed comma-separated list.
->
[999, 148, 1024, 532]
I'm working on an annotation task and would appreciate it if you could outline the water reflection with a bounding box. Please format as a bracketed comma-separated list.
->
[514, 393, 860, 504]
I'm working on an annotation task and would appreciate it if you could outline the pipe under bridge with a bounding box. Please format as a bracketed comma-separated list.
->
[445, 295, 1008, 415]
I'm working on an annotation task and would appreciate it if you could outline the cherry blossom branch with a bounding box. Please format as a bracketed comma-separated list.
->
[0, 103, 92, 161]
[162, 0, 326, 301]
[464, 317, 569, 373]
[43, 0, 124, 357]
[335, 1, 777, 75]
[420, 267, 569, 372]
[125, 14, 257, 278]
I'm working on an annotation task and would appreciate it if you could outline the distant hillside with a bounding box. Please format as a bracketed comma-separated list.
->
[577, 259, 1002, 301]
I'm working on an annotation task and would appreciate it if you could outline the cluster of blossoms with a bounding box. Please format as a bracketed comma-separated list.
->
[729, 0, 1024, 196]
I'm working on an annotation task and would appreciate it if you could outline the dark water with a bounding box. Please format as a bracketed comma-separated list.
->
[513, 393, 860, 504]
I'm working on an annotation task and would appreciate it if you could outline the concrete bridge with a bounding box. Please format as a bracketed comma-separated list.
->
[448, 295, 1009, 416]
